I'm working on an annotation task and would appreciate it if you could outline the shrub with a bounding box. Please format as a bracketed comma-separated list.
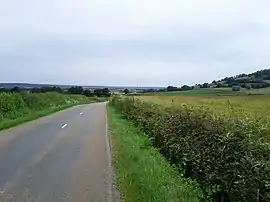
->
[110, 97, 270, 201]
[0, 93, 27, 119]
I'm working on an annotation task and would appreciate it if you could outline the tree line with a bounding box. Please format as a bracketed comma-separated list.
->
[165, 83, 210, 92]
[0, 86, 111, 97]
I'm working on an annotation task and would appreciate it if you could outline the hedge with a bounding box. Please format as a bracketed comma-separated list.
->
[0, 92, 92, 121]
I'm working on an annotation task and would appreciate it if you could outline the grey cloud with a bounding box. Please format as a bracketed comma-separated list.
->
[0, 0, 270, 86]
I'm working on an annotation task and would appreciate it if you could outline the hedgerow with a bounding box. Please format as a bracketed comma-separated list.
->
[0, 92, 92, 122]
[111, 96, 270, 201]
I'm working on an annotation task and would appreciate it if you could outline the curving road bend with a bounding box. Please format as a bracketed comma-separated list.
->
[0, 102, 116, 202]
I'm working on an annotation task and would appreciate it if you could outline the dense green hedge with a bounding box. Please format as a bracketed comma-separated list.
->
[0, 92, 93, 121]
[111, 97, 270, 202]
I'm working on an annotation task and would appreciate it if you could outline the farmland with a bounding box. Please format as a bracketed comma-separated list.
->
[158, 88, 234, 95]
[158, 86, 270, 96]
[137, 93, 270, 119]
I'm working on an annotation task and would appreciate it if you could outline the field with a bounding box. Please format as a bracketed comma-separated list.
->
[159, 88, 234, 95]
[156, 86, 270, 96]
[137, 94, 270, 119]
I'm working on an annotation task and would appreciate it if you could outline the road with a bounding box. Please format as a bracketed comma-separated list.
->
[0, 103, 117, 202]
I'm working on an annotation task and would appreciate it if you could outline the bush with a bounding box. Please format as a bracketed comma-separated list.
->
[0, 93, 28, 119]
[110, 97, 270, 201]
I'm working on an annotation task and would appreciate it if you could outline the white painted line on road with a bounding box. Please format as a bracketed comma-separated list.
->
[61, 124, 68, 129]
[80, 112, 84, 115]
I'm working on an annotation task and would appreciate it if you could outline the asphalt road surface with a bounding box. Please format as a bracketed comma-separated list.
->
[0, 103, 117, 202]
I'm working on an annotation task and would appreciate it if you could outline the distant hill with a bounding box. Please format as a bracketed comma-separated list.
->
[213, 69, 270, 89]
[162, 69, 270, 94]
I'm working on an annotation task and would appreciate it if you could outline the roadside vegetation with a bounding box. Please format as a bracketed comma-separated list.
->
[0, 91, 105, 131]
[111, 96, 270, 201]
[108, 106, 201, 202]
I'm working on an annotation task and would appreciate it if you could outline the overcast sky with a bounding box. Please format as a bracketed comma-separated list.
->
[1, 0, 270, 86]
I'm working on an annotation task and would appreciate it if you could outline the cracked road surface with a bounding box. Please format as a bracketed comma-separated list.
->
[0, 102, 115, 202]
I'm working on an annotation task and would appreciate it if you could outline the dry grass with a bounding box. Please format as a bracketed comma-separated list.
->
[137, 94, 270, 118]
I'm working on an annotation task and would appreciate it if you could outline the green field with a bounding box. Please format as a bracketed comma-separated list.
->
[247, 86, 270, 94]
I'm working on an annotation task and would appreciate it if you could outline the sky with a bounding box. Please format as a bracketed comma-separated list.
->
[0, 0, 270, 86]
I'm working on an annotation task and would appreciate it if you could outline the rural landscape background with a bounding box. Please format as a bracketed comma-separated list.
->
[1, 1, 270, 201]
[1, 68, 270, 201]
[109, 68, 270, 202]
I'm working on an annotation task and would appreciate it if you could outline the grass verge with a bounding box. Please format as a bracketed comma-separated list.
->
[108, 106, 201, 202]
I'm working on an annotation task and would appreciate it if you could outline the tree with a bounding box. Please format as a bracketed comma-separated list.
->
[52, 86, 63, 93]
[202, 83, 210, 88]
[167, 86, 178, 91]
[240, 84, 246, 88]
[124, 88, 130, 94]
[181, 85, 192, 91]
[83, 89, 93, 97]
[102, 88, 111, 97]
[94, 89, 102, 97]
[68, 86, 84, 94]
[10, 86, 21, 93]
[93, 88, 111, 97]
[0, 88, 7, 93]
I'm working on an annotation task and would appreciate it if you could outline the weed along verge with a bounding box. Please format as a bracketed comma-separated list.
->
[108, 106, 201, 202]
[110, 96, 270, 202]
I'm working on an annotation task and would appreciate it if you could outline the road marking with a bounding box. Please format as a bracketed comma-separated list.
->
[61, 124, 68, 129]
[80, 112, 84, 115]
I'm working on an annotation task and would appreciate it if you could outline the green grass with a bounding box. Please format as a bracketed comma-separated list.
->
[246, 86, 270, 94]
[108, 106, 201, 202]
